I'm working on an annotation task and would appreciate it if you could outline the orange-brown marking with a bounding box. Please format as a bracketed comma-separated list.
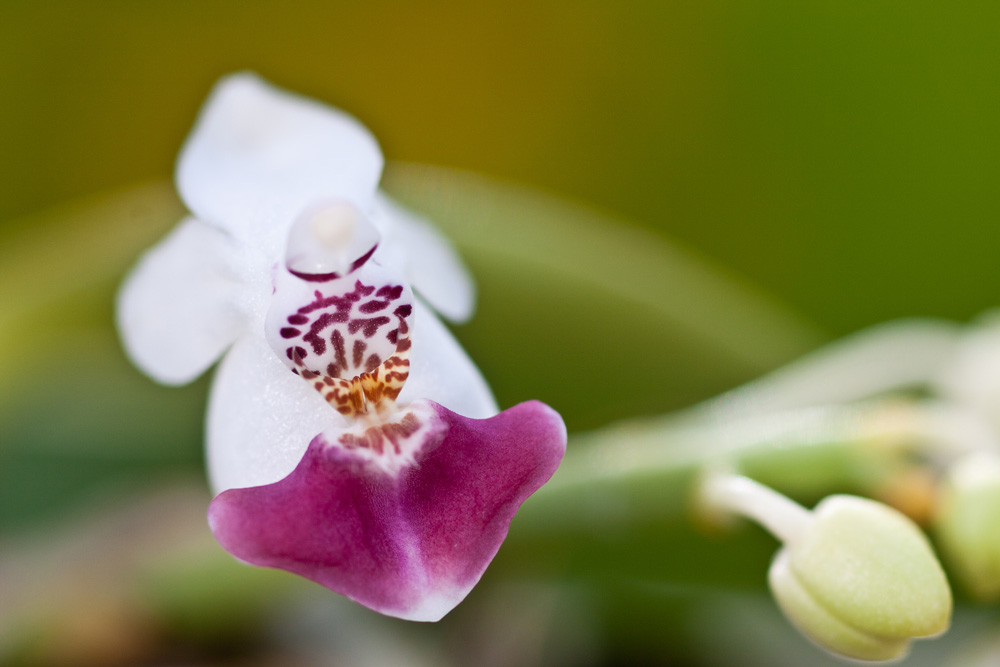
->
[290, 317, 411, 420]
[338, 412, 423, 454]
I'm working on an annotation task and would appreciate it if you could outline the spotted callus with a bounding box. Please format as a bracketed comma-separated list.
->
[265, 202, 413, 421]
[267, 263, 413, 420]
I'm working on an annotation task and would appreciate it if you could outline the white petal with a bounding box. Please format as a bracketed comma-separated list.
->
[373, 193, 476, 323]
[177, 72, 383, 253]
[116, 218, 248, 385]
[207, 333, 342, 493]
[399, 299, 498, 418]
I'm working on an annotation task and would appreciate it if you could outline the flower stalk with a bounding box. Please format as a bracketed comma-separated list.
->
[701, 473, 812, 544]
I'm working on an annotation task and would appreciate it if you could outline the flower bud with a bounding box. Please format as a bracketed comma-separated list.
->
[770, 495, 951, 662]
[935, 452, 1000, 600]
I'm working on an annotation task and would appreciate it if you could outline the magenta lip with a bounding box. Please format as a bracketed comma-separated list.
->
[207, 400, 566, 621]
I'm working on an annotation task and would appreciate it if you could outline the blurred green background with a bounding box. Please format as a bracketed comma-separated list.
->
[3, 2, 1000, 665]
[5, 1, 1000, 332]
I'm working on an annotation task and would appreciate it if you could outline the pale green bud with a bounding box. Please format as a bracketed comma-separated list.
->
[769, 495, 952, 662]
[936, 453, 1000, 600]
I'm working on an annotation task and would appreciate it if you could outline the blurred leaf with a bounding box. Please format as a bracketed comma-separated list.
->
[0, 333, 208, 531]
[0, 183, 197, 533]
[0, 181, 183, 391]
[497, 418, 880, 591]
[384, 163, 826, 429]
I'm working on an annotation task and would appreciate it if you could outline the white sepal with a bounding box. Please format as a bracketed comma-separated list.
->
[399, 299, 497, 419]
[176, 72, 384, 254]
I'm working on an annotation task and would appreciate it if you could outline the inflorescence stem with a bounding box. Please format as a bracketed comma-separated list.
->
[702, 473, 813, 545]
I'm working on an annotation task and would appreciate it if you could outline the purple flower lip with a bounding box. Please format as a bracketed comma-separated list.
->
[208, 399, 567, 621]
[246, 226, 566, 621]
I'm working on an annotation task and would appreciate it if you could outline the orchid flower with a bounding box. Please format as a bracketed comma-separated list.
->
[117, 73, 566, 621]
